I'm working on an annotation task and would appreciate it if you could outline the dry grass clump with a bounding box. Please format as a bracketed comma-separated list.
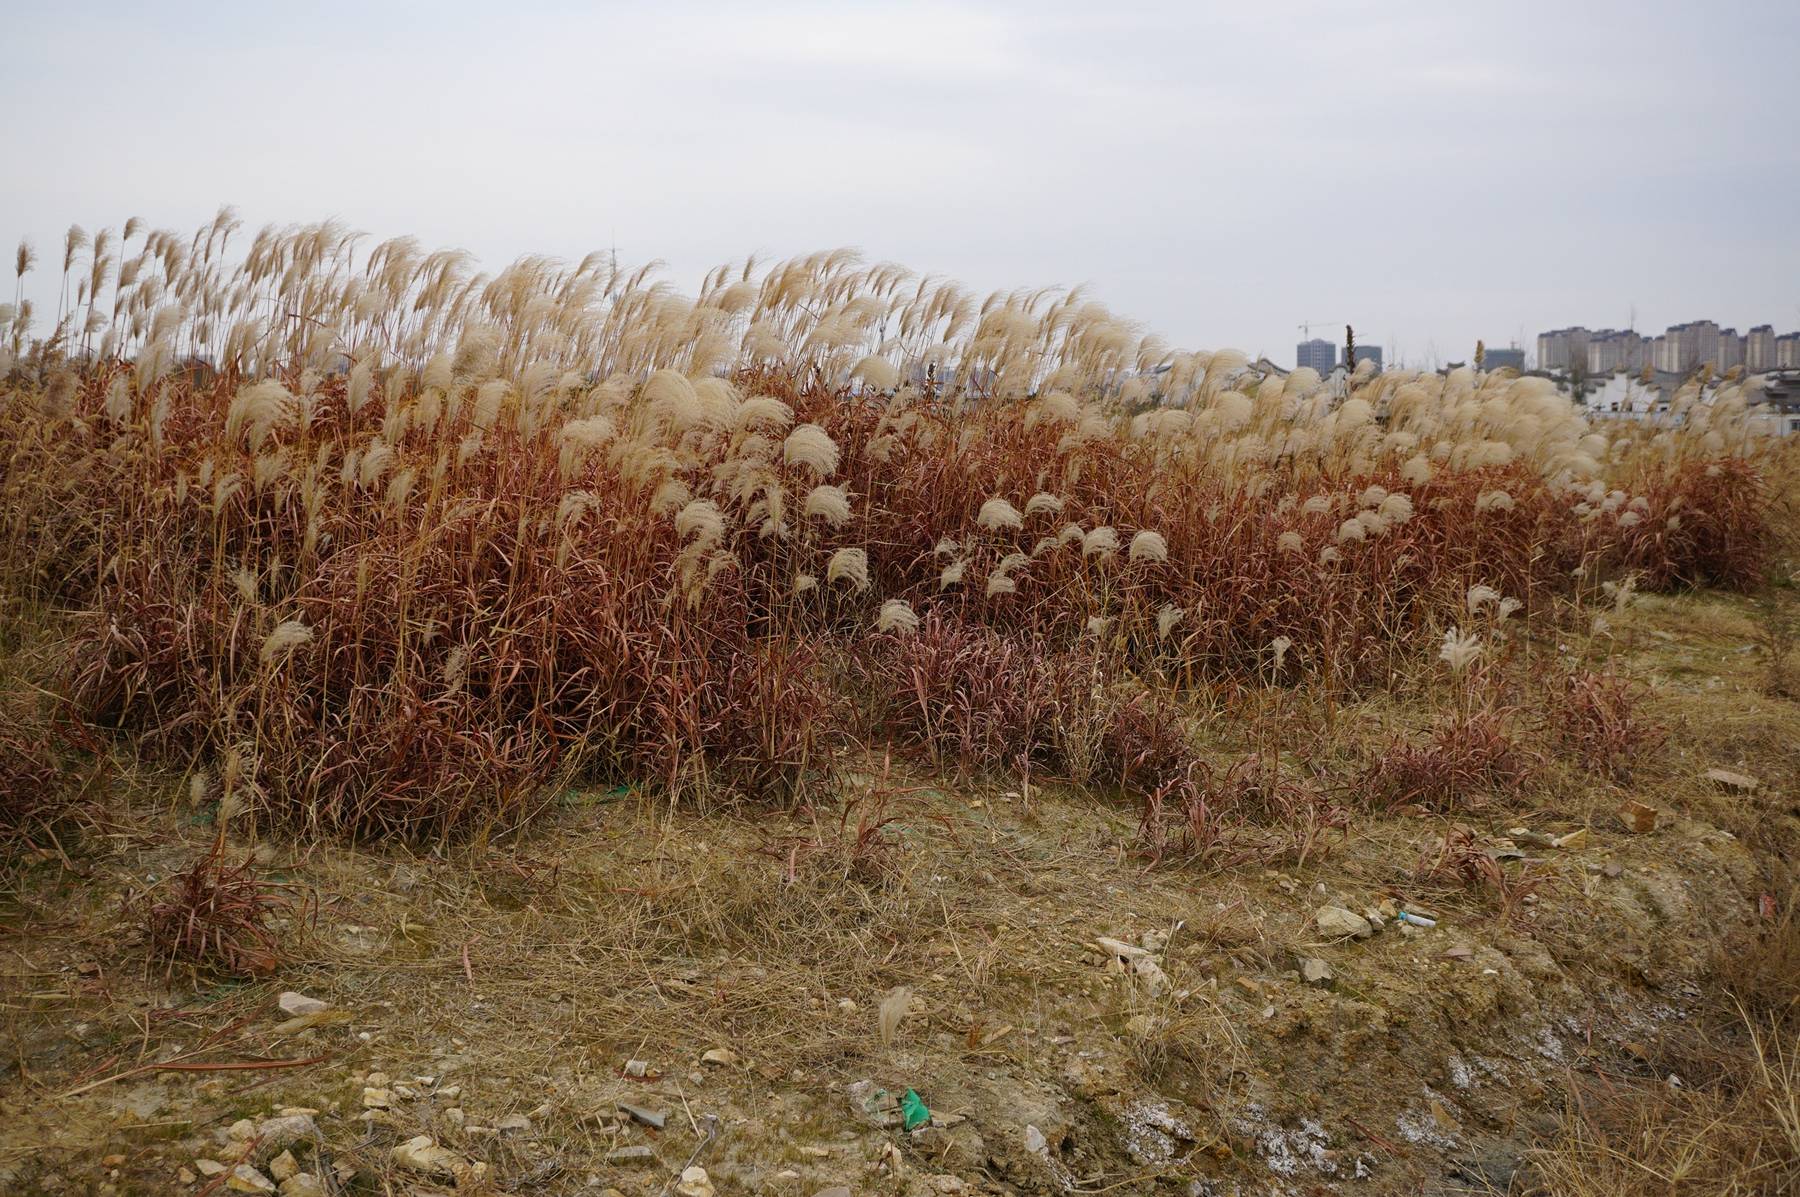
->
[0, 212, 1783, 840]
[0, 723, 66, 836]
[139, 839, 312, 978]
[1542, 667, 1667, 782]
[1360, 709, 1536, 812]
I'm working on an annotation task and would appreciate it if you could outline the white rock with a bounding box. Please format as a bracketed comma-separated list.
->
[675, 1165, 715, 1197]
[276, 992, 329, 1017]
[224, 1165, 276, 1194]
[390, 1135, 464, 1179]
[1315, 905, 1373, 939]
[267, 1151, 298, 1182]
[1704, 767, 1759, 793]
[701, 1047, 739, 1067]
[362, 1088, 391, 1109]
[278, 1174, 325, 1197]
[253, 1115, 320, 1159]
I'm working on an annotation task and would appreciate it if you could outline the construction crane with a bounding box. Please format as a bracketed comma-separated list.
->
[1297, 321, 1340, 340]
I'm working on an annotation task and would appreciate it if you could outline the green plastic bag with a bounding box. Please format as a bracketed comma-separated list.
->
[900, 1088, 930, 1131]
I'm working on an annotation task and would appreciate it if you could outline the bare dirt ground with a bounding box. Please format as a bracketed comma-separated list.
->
[2, 588, 1796, 1196]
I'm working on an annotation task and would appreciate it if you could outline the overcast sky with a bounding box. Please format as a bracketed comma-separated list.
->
[5, 0, 1797, 368]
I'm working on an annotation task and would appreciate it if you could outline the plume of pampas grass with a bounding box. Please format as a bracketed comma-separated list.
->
[561, 413, 616, 448]
[1475, 490, 1515, 513]
[259, 619, 313, 665]
[802, 484, 853, 527]
[878, 985, 912, 1046]
[1336, 518, 1366, 544]
[1377, 492, 1414, 525]
[1269, 635, 1293, 670]
[851, 354, 899, 391]
[1466, 584, 1502, 614]
[1024, 492, 1064, 517]
[794, 572, 818, 594]
[1277, 531, 1304, 554]
[783, 423, 840, 476]
[939, 559, 966, 590]
[651, 478, 692, 516]
[1438, 627, 1483, 673]
[876, 599, 919, 634]
[675, 499, 725, 546]
[976, 497, 1023, 531]
[1157, 605, 1185, 639]
[1302, 495, 1334, 516]
[225, 379, 294, 450]
[985, 569, 1016, 597]
[736, 395, 794, 432]
[825, 547, 868, 591]
[644, 368, 703, 431]
[1082, 527, 1119, 558]
[1128, 530, 1168, 564]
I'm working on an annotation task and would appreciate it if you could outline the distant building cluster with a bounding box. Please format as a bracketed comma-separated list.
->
[1482, 346, 1526, 372]
[1538, 321, 1800, 376]
[1293, 338, 1382, 373]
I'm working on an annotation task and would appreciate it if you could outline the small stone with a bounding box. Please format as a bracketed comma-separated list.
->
[102, 1155, 125, 1167]
[1617, 799, 1658, 833]
[605, 1146, 655, 1166]
[622, 1058, 649, 1077]
[701, 1047, 739, 1067]
[676, 1165, 714, 1197]
[929, 1175, 967, 1195]
[618, 1102, 667, 1129]
[364, 1071, 390, 1086]
[276, 992, 328, 1017]
[194, 1161, 228, 1178]
[497, 1113, 533, 1134]
[268, 1151, 298, 1182]
[837, 998, 858, 1014]
[224, 1165, 276, 1194]
[362, 1088, 391, 1109]
[814, 1189, 852, 1197]
[228, 1119, 256, 1141]
[442, 1107, 464, 1127]
[278, 1175, 324, 1197]
[1553, 828, 1589, 850]
[178, 1169, 197, 1185]
[1704, 768, 1759, 793]
[776, 1171, 800, 1182]
[253, 1115, 320, 1160]
[435, 1085, 461, 1101]
[390, 1135, 465, 1179]
[1315, 905, 1373, 939]
[1299, 957, 1333, 985]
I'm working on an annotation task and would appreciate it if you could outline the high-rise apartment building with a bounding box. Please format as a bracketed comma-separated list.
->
[1295, 338, 1337, 373]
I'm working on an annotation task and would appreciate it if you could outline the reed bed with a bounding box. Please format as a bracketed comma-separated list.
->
[0, 213, 1779, 842]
